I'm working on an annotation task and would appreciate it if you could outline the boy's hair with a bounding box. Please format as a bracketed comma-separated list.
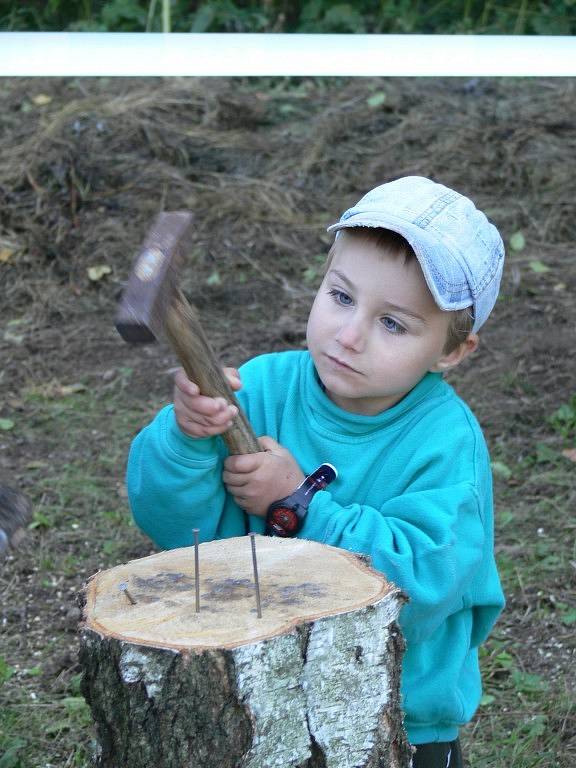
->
[325, 227, 474, 354]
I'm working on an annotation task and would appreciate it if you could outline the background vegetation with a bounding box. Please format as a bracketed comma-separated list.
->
[1, 0, 575, 34]
[0, 5, 575, 768]
[0, 72, 574, 768]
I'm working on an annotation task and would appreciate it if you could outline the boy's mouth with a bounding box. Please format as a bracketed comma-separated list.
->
[324, 353, 362, 374]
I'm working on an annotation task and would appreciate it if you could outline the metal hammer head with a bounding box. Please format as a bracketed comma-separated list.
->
[115, 212, 193, 343]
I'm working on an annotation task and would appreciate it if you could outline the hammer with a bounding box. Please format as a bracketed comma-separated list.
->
[115, 212, 260, 456]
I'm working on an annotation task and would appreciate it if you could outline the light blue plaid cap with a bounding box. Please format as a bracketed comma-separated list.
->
[327, 176, 505, 332]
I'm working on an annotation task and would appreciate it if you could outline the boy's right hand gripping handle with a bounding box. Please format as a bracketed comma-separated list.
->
[165, 290, 261, 456]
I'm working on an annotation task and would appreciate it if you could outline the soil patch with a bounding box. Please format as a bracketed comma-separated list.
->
[1, 76, 575, 767]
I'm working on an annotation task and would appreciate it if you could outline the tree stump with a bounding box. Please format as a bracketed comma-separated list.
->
[79, 535, 411, 768]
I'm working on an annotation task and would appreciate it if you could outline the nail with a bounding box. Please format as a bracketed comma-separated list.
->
[249, 533, 262, 619]
[193, 528, 200, 613]
[119, 582, 137, 605]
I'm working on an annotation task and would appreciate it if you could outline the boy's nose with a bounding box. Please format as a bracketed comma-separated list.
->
[335, 316, 365, 353]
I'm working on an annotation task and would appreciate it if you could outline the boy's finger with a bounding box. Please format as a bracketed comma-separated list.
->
[174, 368, 200, 396]
[223, 367, 242, 391]
[222, 471, 249, 488]
[224, 453, 262, 474]
[180, 410, 230, 429]
[257, 436, 280, 452]
[180, 417, 234, 437]
[181, 395, 237, 419]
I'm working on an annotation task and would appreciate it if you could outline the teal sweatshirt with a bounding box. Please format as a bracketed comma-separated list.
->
[127, 350, 504, 745]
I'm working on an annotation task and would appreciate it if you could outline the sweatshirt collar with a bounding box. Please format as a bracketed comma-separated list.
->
[303, 352, 444, 437]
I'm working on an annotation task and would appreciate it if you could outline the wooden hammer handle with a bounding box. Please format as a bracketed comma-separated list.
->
[165, 291, 261, 455]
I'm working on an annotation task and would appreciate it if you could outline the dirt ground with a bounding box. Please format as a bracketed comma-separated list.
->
[0, 76, 575, 767]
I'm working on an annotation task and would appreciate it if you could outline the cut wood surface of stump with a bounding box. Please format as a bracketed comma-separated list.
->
[80, 535, 412, 768]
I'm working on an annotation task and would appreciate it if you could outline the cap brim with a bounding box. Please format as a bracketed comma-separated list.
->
[327, 215, 475, 317]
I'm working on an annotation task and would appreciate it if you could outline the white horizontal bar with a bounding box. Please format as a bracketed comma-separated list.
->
[1, 33, 575, 77]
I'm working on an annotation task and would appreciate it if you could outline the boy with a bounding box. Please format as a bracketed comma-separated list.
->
[127, 176, 505, 767]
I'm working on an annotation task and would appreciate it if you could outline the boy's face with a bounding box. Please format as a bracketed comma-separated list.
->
[306, 237, 470, 415]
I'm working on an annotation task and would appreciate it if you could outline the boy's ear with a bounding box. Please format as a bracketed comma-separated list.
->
[430, 333, 479, 373]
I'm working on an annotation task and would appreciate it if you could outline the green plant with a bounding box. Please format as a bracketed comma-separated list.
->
[0, 737, 27, 768]
[1, 0, 576, 33]
[0, 657, 15, 688]
[549, 394, 576, 440]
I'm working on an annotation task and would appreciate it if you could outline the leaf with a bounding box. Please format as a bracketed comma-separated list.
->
[22, 665, 42, 677]
[535, 442, 560, 464]
[44, 719, 71, 735]
[494, 651, 515, 670]
[498, 509, 515, 526]
[29, 510, 53, 530]
[491, 460, 512, 480]
[301, 0, 324, 23]
[367, 92, 387, 108]
[25, 381, 86, 400]
[480, 693, 495, 706]
[549, 397, 576, 439]
[58, 383, 87, 396]
[32, 93, 52, 106]
[87, 264, 112, 281]
[529, 259, 550, 274]
[0, 740, 26, 768]
[521, 714, 548, 737]
[0, 418, 15, 431]
[206, 271, 222, 286]
[67, 672, 83, 695]
[561, 448, 576, 463]
[103, 540, 117, 556]
[101, 0, 147, 28]
[62, 695, 89, 713]
[322, 4, 366, 33]
[191, 4, 216, 32]
[560, 608, 576, 626]
[509, 231, 525, 252]
[303, 266, 318, 284]
[3, 330, 24, 345]
[512, 670, 549, 693]
[0, 247, 14, 263]
[0, 656, 16, 686]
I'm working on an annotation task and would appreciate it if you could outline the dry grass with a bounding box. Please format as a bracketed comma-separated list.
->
[1, 76, 575, 767]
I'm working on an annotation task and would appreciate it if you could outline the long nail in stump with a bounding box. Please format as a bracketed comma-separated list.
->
[249, 533, 262, 619]
[193, 528, 200, 612]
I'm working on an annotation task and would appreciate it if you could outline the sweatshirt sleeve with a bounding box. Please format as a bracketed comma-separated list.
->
[127, 404, 247, 549]
[300, 480, 486, 644]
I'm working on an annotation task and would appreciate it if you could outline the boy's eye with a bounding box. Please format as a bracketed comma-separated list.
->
[328, 288, 353, 306]
[381, 316, 406, 334]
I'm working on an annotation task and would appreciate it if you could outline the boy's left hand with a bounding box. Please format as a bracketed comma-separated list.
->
[223, 436, 305, 517]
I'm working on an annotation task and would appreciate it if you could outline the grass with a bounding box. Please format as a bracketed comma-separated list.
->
[2, 385, 574, 766]
[2, 281, 575, 766]
[460, 409, 576, 767]
[1, 76, 574, 768]
[0, 683, 93, 768]
[0, 378, 158, 768]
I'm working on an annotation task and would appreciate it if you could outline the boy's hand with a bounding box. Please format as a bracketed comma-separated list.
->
[173, 367, 241, 438]
[223, 437, 305, 517]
